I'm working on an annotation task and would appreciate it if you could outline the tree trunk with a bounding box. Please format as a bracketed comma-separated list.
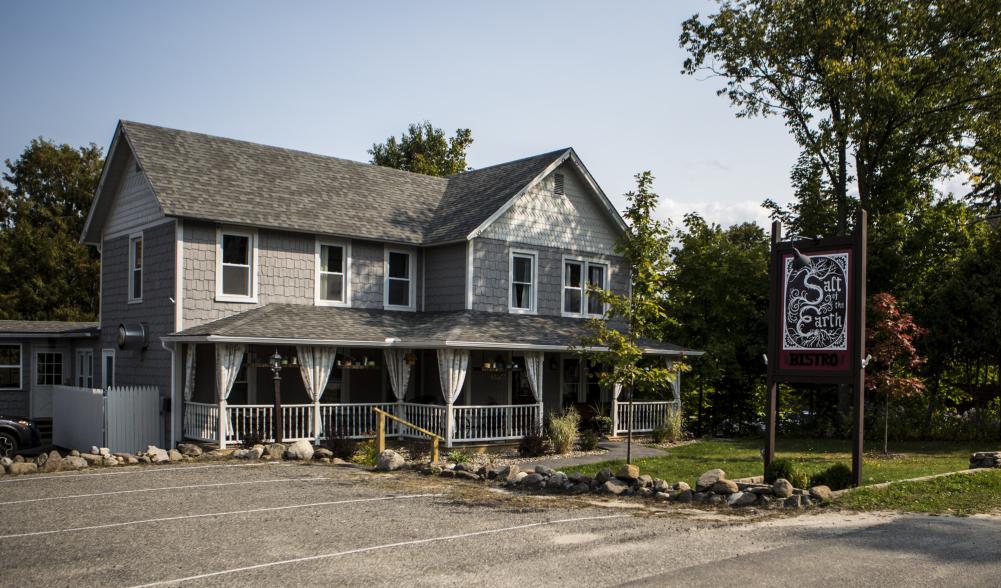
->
[832, 102, 848, 236]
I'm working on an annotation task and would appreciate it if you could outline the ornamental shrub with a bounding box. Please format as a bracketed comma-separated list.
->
[518, 425, 546, 457]
[578, 429, 600, 451]
[764, 458, 808, 489]
[547, 407, 581, 454]
[809, 463, 853, 490]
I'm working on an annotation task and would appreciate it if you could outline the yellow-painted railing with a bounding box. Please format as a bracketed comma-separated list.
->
[372, 407, 442, 464]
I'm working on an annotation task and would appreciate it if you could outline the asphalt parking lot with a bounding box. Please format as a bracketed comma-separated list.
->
[1, 462, 999, 587]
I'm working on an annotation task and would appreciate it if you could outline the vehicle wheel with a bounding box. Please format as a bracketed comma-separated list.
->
[0, 432, 16, 458]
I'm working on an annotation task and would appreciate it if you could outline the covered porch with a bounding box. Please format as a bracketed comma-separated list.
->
[165, 305, 696, 448]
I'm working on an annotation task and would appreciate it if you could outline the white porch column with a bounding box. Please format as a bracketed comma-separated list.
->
[437, 349, 469, 448]
[218, 399, 227, 449]
[611, 383, 622, 436]
[524, 351, 545, 432]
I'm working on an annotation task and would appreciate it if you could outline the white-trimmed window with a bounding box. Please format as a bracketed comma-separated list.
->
[216, 228, 257, 302]
[384, 248, 414, 310]
[510, 251, 537, 313]
[76, 349, 94, 388]
[0, 344, 21, 389]
[102, 349, 115, 389]
[563, 258, 608, 317]
[36, 351, 63, 386]
[129, 233, 143, 302]
[316, 240, 350, 306]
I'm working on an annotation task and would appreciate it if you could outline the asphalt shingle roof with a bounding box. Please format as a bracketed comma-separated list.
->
[120, 121, 569, 245]
[0, 321, 99, 337]
[167, 304, 698, 355]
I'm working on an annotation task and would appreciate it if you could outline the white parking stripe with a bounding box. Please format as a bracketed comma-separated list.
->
[0, 494, 442, 540]
[0, 476, 333, 505]
[0, 462, 281, 483]
[129, 514, 630, 587]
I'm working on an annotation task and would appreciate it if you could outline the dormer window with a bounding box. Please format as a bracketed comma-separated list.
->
[216, 228, 257, 302]
[316, 240, 350, 306]
[510, 250, 537, 314]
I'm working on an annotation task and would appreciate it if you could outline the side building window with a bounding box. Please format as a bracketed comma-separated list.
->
[36, 352, 63, 386]
[510, 251, 537, 313]
[384, 249, 414, 310]
[129, 233, 143, 302]
[216, 229, 257, 302]
[563, 258, 608, 317]
[316, 240, 349, 306]
[0, 344, 21, 389]
[76, 349, 94, 388]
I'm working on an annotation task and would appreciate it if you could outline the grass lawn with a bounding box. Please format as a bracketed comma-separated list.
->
[562, 438, 988, 488]
[838, 470, 1001, 515]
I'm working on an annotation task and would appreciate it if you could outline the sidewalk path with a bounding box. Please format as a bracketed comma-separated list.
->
[515, 441, 669, 470]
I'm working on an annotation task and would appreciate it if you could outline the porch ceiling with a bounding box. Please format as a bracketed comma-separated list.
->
[163, 304, 701, 356]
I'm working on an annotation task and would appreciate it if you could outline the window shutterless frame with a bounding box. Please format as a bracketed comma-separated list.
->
[128, 232, 143, 303]
[215, 227, 258, 303]
[509, 250, 538, 314]
[0, 343, 22, 390]
[562, 255, 608, 318]
[101, 349, 115, 389]
[383, 247, 416, 311]
[35, 350, 63, 386]
[315, 239, 351, 307]
[76, 349, 94, 388]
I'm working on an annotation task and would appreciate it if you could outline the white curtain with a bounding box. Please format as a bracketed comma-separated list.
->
[183, 344, 197, 402]
[215, 343, 246, 402]
[524, 351, 544, 403]
[437, 349, 468, 404]
[384, 349, 413, 402]
[613, 383, 623, 400]
[296, 345, 338, 403]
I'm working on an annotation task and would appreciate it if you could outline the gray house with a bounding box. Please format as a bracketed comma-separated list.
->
[68, 121, 696, 448]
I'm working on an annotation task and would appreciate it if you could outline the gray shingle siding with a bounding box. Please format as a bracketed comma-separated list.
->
[424, 242, 466, 312]
[471, 237, 627, 317]
[350, 240, 384, 310]
[99, 221, 175, 401]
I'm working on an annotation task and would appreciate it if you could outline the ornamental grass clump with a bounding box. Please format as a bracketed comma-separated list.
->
[764, 457, 809, 489]
[547, 407, 581, 455]
[350, 439, 379, 466]
[652, 407, 684, 443]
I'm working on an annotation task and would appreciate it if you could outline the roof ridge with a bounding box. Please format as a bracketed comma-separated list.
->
[447, 147, 570, 178]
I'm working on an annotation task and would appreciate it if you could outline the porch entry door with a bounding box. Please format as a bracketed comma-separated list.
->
[31, 349, 64, 419]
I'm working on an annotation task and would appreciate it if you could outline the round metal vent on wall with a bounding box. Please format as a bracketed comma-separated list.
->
[117, 322, 149, 350]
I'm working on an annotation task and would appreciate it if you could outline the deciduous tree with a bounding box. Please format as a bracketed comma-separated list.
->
[369, 121, 473, 177]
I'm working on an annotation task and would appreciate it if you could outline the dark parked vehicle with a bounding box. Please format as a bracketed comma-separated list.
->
[0, 417, 42, 457]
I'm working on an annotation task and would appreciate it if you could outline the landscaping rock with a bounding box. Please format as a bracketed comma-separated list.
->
[454, 462, 476, 473]
[330, 457, 348, 465]
[712, 479, 740, 494]
[439, 469, 456, 478]
[124, 455, 139, 465]
[696, 469, 726, 492]
[707, 494, 725, 505]
[8, 462, 37, 475]
[970, 451, 1000, 469]
[375, 450, 405, 471]
[568, 471, 590, 484]
[80, 453, 104, 465]
[62, 456, 88, 470]
[637, 487, 654, 497]
[34, 453, 47, 467]
[168, 449, 183, 462]
[69, 449, 79, 457]
[757, 494, 773, 507]
[177, 443, 203, 457]
[692, 492, 707, 503]
[522, 473, 545, 487]
[748, 485, 774, 494]
[285, 440, 315, 461]
[674, 481, 692, 492]
[234, 446, 263, 460]
[314, 448, 333, 459]
[513, 471, 528, 484]
[637, 474, 654, 488]
[616, 464, 640, 481]
[602, 479, 630, 495]
[14, 455, 23, 463]
[783, 495, 804, 509]
[535, 465, 555, 476]
[496, 465, 521, 483]
[549, 472, 568, 487]
[42, 450, 63, 473]
[103, 456, 120, 466]
[727, 491, 758, 507]
[654, 492, 672, 501]
[454, 470, 480, 481]
[674, 489, 694, 503]
[91, 446, 100, 455]
[99, 447, 111, 457]
[1, 456, 13, 470]
[569, 482, 591, 494]
[595, 468, 614, 484]
[773, 478, 794, 498]
[264, 444, 287, 459]
[653, 479, 670, 493]
[809, 485, 834, 504]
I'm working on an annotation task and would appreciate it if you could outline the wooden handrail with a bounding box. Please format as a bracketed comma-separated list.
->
[372, 407, 441, 464]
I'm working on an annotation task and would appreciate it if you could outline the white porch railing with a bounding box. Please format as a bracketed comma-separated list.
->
[614, 400, 681, 434]
[184, 402, 220, 443]
[401, 403, 447, 439]
[320, 402, 397, 439]
[453, 404, 539, 442]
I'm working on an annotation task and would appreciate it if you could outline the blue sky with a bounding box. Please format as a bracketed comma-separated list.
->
[1, 0, 800, 228]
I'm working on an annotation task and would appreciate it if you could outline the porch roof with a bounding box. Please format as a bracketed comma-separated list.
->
[163, 304, 702, 356]
[0, 320, 100, 339]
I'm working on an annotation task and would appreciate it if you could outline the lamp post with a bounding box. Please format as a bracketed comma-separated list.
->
[269, 349, 283, 443]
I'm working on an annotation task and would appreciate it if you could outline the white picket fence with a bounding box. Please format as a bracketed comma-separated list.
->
[615, 400, 681, 434]
[53, 385, 161, 454]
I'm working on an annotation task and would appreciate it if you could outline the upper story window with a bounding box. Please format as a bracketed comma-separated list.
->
[316, 240, 350, 307]
[36, 351, 63, 386]
[563, 258, 608, 317]
[510, 251, 537, 313]
[384, 248, 414, 310]
[216, 228, 257, 302]
[0, 344, 21, 390]
[128, 233, 143, 303]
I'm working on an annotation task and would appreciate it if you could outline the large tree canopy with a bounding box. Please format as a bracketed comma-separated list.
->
[0, 139, 102, 320]
[368, 121, 473, 177]
[681, 0, 1001, 233]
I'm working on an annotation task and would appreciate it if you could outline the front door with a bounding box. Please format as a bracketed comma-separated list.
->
[30, 349, 64, 419]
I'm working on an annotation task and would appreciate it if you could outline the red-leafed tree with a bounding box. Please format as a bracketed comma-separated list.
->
[865, 292, 926, 453]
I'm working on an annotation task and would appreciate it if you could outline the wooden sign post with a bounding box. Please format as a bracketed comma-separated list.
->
[765, 210, 867, 486]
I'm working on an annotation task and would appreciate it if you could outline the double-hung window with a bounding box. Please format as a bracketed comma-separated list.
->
[510, 251, 537, 313]
[36, 352, 63, 386]
[0, 344, 21, 389]
[316, 240, 349, 306]
[216, 229, 257, 302]
[384, 249, 414, 310]
[76, 349, 94, 388]
[129, 233, 143, 302]
[563, 258, 608, 317]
